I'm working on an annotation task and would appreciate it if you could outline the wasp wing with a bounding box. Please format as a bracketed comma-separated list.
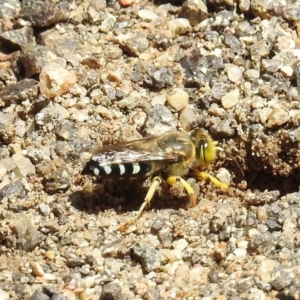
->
[88, 135, 186, 164]
[89, 144, 180, 164]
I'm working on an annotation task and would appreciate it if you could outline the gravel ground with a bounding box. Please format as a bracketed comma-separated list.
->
[1, 0, 300, 299]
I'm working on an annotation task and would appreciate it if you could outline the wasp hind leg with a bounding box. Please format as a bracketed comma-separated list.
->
[194, 170, 229, 190]
[120, 176, 162, 231]
[166, 176, 197, 207]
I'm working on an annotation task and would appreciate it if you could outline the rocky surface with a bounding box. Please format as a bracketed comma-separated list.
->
[0, 0, 300, 299]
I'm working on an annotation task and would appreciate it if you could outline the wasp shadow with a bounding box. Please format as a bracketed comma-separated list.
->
[69, 178, 191, 216]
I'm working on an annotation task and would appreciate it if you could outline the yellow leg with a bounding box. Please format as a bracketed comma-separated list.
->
[166, 176, 196, 207]
[194, 170, 229, 190]
[120, 176, 162, 231]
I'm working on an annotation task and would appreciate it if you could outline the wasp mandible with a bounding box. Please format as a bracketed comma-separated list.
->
[82, 129, 229, 229]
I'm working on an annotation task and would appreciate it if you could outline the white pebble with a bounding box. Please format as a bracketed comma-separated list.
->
[0, 289, 9, 300]
[257, 259, 277, 283]
[237, 240, 248, 249]
[138, 9, 158, 21]
[167, 88, 189, 111]
[233, 248, 247, 258]
[70, 108, 89, 122]
[151, 95, 166, 106]
[292, 127, 300, 142]
[43, 273, 56, 281]
[227, 65, 243, 83]
[281, 65, 293, 77]
[172, 238, 188, 251]
[216, 168, 231, 185]
[245, 69, 260, 78]
[168, 18, 191, 35]
[221, 88, 239, 109]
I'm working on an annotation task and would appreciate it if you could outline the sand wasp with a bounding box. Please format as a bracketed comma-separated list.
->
[82, 129, 229, 229]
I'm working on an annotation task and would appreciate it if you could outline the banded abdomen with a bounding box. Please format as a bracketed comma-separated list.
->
[82, 160, 158, 179]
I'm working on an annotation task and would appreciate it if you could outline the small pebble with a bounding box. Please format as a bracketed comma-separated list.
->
[270, 270, 293, 291]
[292, 127, 300, 141]
[45, 251, 55, 260]
[281, 65, 293, 77]
[130, 243, 166, 272]
[107, 70, 123, 83]
[151, 94, 166, 106]
[216, 168, 231, 185]
[39, 62, 77, 98]
[95, 105, 114, 120]
[100, 13, 116, 33]
[233, 248, 247, 258]
[179, 105, 197, 130]
[43, 273, 57, 281]
[172, 238, 188, 251]
[14, 156, 36, 177]
[189, 265, 204, 283]
[69, 108, 89, 122]
[267, 108, 289, 128]
[167, 88, 189, 111]
[0, 289, 9, 300]
[245, 69, 260, 78]
[61, 290, 77, 300]
[29, 290, 51, 300]
[38, 204, 51, 216]
[0, 165, 6, 181]
[251, 96, 266, 109]
[35, 103, 70, 125]
[144, 104, 176, 136]
[221, 88, 239, 108]
[168, 18, 191, 35]
[138, 9, 158, 21]
[179, 0, 208, 26]
[33, 262, 45, 277]
[239, 0, 250, 11]
[227, 65, 243, 83]
[120, 0, 134, 5]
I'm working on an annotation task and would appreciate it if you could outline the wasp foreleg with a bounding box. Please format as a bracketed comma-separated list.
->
[194, 171, 229, 190]
[166, 176, 197, 207]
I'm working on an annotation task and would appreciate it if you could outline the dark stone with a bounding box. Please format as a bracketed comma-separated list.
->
[29, 290, 51, 300]
[130, 243, 165, 273]
[0, 78, 38, 105]
[0, 180, 25, 200]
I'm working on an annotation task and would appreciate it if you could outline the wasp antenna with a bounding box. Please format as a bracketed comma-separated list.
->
[215, 146, 224, 152]
[227, 152, 244, 177]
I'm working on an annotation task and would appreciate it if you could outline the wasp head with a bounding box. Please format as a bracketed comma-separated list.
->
[190, 129, 221, 169]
